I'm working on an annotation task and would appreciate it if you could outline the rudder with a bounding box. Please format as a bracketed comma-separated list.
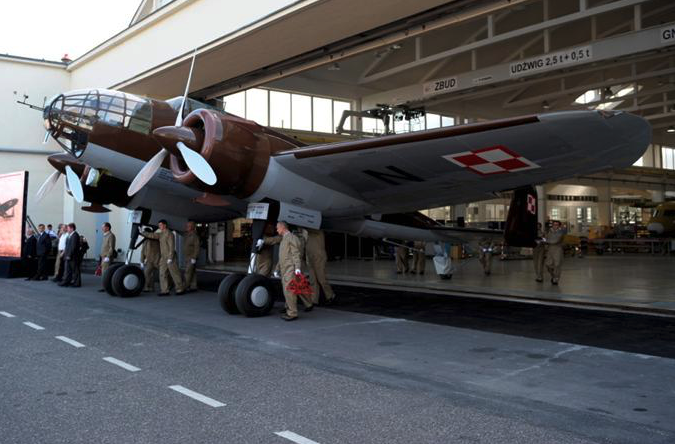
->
[504, 185, 538, 248]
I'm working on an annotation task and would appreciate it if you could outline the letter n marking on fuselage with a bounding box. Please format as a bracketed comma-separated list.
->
[363, 166, 424, 185]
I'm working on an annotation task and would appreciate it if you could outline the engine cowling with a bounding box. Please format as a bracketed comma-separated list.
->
[156, 109, 298, 198]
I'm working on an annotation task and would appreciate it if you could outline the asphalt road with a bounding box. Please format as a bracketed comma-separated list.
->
[1, 275, 674, 444]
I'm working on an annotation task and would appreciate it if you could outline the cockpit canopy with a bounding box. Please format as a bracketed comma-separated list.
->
[46, 89, 153, 135]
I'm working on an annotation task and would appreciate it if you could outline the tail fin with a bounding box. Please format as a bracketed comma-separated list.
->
[504, 185, 538, 247]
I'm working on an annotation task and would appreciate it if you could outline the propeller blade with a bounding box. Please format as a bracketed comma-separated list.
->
[176, 142, 217, 185]
[35, 171, 61, 202]
[127, 149, 169, 196]
[43, 131, 50, 144]
[175, 49, 198, 127]
[65, 165, 84, 203]
[85, 168, 99, 186]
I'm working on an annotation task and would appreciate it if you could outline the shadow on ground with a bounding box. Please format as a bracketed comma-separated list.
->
[197, 271, 675, 359]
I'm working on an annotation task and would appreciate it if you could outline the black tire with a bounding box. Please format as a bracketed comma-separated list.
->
[218, 273, 245, 315]
[235, 274, 275, 317]
[111, 265, 145, 298]
[103, 262, 125, 296]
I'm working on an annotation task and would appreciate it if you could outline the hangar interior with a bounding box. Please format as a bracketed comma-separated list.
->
[3, 0, 675, 308]
[204, 0, 675, 238]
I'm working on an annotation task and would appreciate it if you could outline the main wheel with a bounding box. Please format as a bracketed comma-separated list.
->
[218, 273, 245, 315]
[102, 262, 125, 296]
[235, 274, 275, 317]
[111, 264, 145, 298]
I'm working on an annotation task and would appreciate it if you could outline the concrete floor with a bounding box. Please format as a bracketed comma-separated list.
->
[1, 275, 674, 443]
[204, 255, 675, 314]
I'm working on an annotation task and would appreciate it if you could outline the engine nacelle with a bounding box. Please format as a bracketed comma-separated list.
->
[168, 109, 298, 197]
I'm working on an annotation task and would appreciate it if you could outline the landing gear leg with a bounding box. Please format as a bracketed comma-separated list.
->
[236, 219, 276, 317]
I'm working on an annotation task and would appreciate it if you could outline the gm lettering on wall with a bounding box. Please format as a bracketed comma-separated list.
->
[661, 25, 675, 45]
[509, 45, 592, 78]
[422, 76, 458, 97]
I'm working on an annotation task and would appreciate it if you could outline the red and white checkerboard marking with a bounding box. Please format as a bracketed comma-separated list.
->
[443, 145, 540, 176]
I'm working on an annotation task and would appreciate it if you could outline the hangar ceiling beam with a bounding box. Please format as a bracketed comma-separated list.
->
[420, 10, 510, 83]
[201, 0, 532, 99]
[359, 0, 651, 85]
[362, 19, 675, 108]
[422, 51, 672, 110]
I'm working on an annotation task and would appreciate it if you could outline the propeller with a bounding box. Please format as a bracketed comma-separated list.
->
[65, 165, 84, 203]
[127, 49, 216, 197]
[85, 168, 99, 186]
[35, 170, 61, 203]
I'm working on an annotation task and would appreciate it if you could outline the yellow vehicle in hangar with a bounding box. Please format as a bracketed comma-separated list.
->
[647, 202, 675, 237]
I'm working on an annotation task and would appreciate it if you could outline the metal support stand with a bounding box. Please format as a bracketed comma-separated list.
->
[247, 219, 267, 274]
[125, 223, 146, 265]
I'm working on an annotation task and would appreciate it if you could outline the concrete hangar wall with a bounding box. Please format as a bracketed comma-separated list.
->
[2, 0, 674, 258]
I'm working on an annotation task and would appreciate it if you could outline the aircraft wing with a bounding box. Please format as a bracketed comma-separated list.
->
[271, 111, 650, 215]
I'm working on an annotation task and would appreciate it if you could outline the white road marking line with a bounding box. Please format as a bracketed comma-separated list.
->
[103, 357, 141, 372]
[168, 385, 226, 408]
[275, 431, 321, 444]
[55, 336, 85, 348]
[23, 322, 45, 330]
[0, 311, 16, 317]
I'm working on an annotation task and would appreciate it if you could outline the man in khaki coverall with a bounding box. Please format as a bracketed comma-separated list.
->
[255, 224, 279, 277]
[410, 241, 426, 275]
[276, 221, 313, 321]
[182, 221, 200, 292]
[305, 228, 335, 305]
[395, 243, 409, 274]
[98, 222, 116, 292]
[140, 220, 185, 296]
[533, 222, 547, 282]
[545, 220, 566, 285]
[140, 228, 160, 292]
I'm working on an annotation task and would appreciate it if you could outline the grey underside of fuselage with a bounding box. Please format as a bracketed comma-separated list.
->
[78, 143, 248, 223]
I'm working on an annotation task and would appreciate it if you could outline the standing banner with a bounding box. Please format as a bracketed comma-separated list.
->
[0, 171, 28, 258]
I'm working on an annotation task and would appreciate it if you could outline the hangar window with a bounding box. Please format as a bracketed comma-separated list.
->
[362, 117, 380, 134]
[291, 94, 312, 131]
[222, 88, 353, 134]
[442, 116, 455, 127]
[426, 113, 441, 129]
[313, 97, 333, 133]
[333, 101, 351, 131]
[270, 91, 291, 128]
[662, 147, 675, 170]
[223, 91, 245, 117]
[246, 88, 268, 126]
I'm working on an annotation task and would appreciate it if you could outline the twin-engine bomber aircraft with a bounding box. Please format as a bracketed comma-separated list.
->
[29, 66, 650, 316]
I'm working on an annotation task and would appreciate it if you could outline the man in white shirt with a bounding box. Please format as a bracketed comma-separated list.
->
[52, 225, 70, 282]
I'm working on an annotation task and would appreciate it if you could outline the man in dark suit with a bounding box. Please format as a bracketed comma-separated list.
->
[23, 228, 37, 280]
[59, 223, 81, 288]
[33, 224, 52, 280]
